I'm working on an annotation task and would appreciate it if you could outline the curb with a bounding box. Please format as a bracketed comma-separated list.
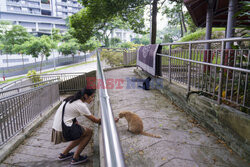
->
[0, 101, 62, 163]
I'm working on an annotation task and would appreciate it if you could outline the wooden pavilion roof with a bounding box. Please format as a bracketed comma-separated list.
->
[183, 0, 249, 27]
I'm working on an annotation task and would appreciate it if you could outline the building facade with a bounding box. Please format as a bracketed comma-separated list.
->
[110, 29, 141, 43]
[0, 0, 83, 34]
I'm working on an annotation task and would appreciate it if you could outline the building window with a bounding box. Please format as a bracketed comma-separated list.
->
[41, 0, 50, 4]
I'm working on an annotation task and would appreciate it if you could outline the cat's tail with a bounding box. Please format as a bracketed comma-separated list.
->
[141, 131, 161, 138]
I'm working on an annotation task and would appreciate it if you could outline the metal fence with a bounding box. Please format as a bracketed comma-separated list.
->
[158, 37, 250, 110]
[97, 49, 125, 167]
[0, 79, 58, 99]
[123, 49, 137, 65]
[0, 72, 89, 145]
[34, 73, 87, 93]
[0, 82, 60, 146]
[0, 51, 95, 78]
[100, 48, 137, 68]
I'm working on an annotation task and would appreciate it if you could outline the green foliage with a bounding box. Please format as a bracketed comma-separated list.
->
[2, 25, 31, 54]
[51, 28, 62, 42]
[163, 34, 173, 43]
[179, 29, 206, 42]
[79, 38, 100, 53]
[23, 36, 53, 58]
[19, 35, 53, 73]
[185, 13, 198, 33]
[69, 0, 148, 44]
[119, 42, 134, 49]
[0, 21, 12, 41]
[12, 44, 26, 54]
[178, 28, 225, 42]
[0, 43, 4, 50]
[62, 29, 75, 42]
[27, 70, 42, 83]
[132, 34, 150, 45]
[58, 39, 79, 56]
[110, 37, 121, 47]
[235, 1, 250, 37]
[162, 0, 197, 36]
[101, 49, 124, 67]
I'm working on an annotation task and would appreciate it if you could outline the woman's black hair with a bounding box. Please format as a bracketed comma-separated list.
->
[64, 89, 95, 103]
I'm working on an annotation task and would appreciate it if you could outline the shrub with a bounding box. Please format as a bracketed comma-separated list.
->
[27, 70, 42, 83]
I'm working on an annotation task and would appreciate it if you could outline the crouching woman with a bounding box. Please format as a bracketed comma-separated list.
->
[51, 89, 100, 165]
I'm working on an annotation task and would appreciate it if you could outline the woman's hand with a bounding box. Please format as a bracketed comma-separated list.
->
[114, 117, 119, 123]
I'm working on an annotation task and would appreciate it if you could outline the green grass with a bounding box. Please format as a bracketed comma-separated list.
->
[178, 28, 225, 43]
[0, 60, 97, 84]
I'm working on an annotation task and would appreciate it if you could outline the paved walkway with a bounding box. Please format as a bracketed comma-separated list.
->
[1, 62, 97, 167]
[105, 67, 248, 167]
[1, 66, 249, 167]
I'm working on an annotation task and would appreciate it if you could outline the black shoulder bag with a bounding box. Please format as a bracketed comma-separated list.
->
[61, 101, 83, 141]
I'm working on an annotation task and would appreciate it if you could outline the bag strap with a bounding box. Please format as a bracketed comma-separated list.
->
[61, 101, 68, 126]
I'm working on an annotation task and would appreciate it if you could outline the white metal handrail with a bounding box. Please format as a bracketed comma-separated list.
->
[97, 49, 125, 167]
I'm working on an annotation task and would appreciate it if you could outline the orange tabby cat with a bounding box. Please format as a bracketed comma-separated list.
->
[119, 111, 161, 138]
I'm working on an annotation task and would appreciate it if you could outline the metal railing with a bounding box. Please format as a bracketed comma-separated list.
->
[34, 73, 87, 93]
[100, 48, 137, 67]
[0, 77, 29, 91]
[97, 49, 125, 167]
[124, 49, 137, 65]
[158, 37, 250, 110]
[0, 72, 87, 97]
[0, 82, 60, 146]
[0, 79, 58, 99]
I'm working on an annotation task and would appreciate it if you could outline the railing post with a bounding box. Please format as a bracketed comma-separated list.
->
[123, 49, 127, 65]
[169, 45, 172, 83]
[218, 41, 225, 104]
[187, 43, 192, 92]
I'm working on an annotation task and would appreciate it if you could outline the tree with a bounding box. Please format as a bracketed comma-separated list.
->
[51, 28, 62, 43]
[69, 0, 149, 44]
[79, 38, 100, 54]
[162, 0, 196, 37]
[58, 39, 79, 62]
[21, 36, 53, 73]
[4, 25, 31, 54]
[94, 18, 129, 47]
[110, 37, 121, 47]
[61, 29, 75, 42]
[1, 24, 31, 68]
[0, 21, 12, 41]
[151, 0, 158, 44]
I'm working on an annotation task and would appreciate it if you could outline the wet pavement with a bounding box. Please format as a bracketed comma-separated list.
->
[105, 67, 249, 167]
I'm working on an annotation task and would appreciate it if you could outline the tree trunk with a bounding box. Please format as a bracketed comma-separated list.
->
[104, 36, 109, 47]
[179, 12, 183, 37]
[6, 54, 9, 68]
[181, 10, 187, 33]
[40, 55, 44, 74]
[151, 0, 158, 44]
[21, 53, 24, 69]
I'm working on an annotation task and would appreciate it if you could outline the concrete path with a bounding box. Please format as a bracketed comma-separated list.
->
[105, 67, 249, 167]
[0, 62, 97, 167]
[1, 96, 95, 167]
